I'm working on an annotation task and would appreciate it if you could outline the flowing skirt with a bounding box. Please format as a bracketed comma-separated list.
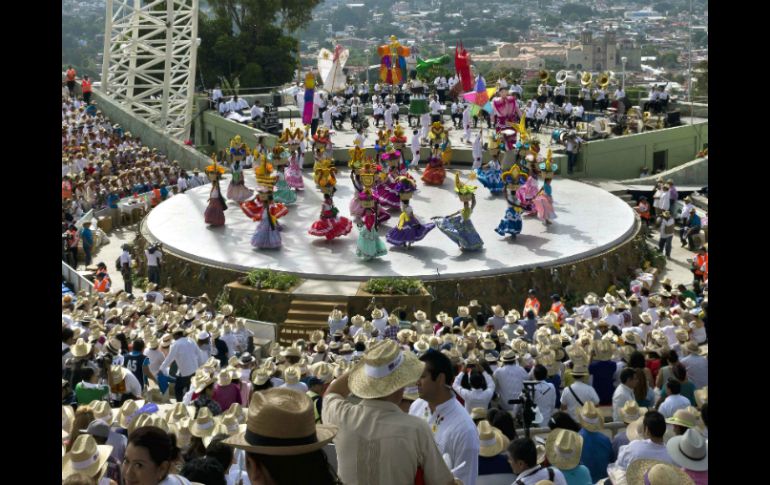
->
[435, 215, 484, 251]
[386, 217, 435, 246]
[309, 217, 353, 240]
[284, 163, 304, 190]
[533, 194, 557, 222]
[251, 217, 282, 249]
[421, 163, 446, 185]
[273, 179, 297, 205]
[372, 181, 401, 210]
[204, 197, 226, 226]
[356, 225, 388, 260]
[477, 167, 504, 194]
[495, 208, 523, 237]
[226, 179, 254, 202]
[349, 197, 391, 224]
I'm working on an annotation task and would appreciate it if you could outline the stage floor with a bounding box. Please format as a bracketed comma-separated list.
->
[145, 169, 636, 280]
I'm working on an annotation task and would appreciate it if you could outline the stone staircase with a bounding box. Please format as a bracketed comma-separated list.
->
[279, 298, 348, 345]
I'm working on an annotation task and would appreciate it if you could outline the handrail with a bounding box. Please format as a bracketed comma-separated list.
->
[62, 260, 94, 295]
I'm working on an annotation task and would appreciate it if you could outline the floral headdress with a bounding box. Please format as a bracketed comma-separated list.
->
[538, 148, 558, 179]
[205, 156, 226, 178]
[254, 155, 277, 187]
[454, 172, 477, 196]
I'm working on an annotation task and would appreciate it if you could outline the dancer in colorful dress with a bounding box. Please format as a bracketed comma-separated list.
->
[204, 158, 227, 227]
[421, 144, 447, 185]
[386, 177, 435, 249]
[251, 188, 282, 249]
[350, 159, 391, 224]
[432, 173, 484, 251]
[269, 146, 297, 205]
[284, 145, 305, 191]
[374, 128, 391, 163]
[516, 174, 539, 216]
[308, 187, 353, 240]
[390, 123, 408, 168]
[532, 150, 558, 225]
[355, 188, 388, 261]
[226, 157, 254, 202]
[476, 156, 504, 195]
[495, 166, 525, 238]
[372, 146, 403, 210]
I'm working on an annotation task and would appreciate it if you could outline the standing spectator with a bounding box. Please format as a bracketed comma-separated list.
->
[680, 208, 702, 249]
[656, 210, 675, 259]
[590, 340, 617, 405]
[323, 340, 455, 484]
[452, 362, 496, 413]
[125, 338, 156, 391]
[564, 131, 583, 175]
[81, 75, 93, 104]
[494, 349, 530, 413]
[559, 362, 600, 421]
[65, 66, 77, 97]
[160, 328, 207, 403]
[119, 243, 133, 294]
[80, 220, 94, 267]
[145, 243, 162, 285]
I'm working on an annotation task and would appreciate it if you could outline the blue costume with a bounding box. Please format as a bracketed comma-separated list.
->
[476, 159, 504, 194]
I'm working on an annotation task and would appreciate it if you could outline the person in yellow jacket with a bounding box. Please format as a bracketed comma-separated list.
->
[305, 377, 326, 423]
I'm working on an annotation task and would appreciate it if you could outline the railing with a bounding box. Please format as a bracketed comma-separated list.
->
[62, 261, 94, 295]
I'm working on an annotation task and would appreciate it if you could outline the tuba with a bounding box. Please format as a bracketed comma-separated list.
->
[580, 71, 593, 86]
[539, 70, 550, 83]
[556, 70, 577, 84]
[597, 72, 611, 89]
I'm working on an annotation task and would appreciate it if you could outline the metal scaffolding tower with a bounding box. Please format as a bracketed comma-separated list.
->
[101, 0, 199, 141]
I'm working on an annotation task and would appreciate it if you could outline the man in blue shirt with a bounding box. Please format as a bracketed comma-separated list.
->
[519, 310, 538, 342]
[80, 221, 94, 267]
[577, 401, 615, 482]
[680, 208, 702, 249]
[107, 190, 120, 227]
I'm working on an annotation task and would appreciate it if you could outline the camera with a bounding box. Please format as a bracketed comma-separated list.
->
[508, 380, 540, 437]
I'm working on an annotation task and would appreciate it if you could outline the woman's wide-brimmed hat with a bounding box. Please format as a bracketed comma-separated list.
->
[577, 401, 604, 432]
[477, 421, 509, 458]
[626, 459, 695, 485]
[70, 338, 92, 358]
[666, 428, 708, 472]
[190, 407, 217, 438]
[224, 388, 337, 456]
[348, 339, 425, 399]
[61, 434, 113, 481]
[545, 428, 583, 470]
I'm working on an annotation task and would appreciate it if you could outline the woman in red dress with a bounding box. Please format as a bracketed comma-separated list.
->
[309, 188, 353, 240]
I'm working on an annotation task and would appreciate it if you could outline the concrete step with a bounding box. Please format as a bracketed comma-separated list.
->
[290, 300, 347, 312]
[282, 319, 330, 327]
[285, 309, 333, 321]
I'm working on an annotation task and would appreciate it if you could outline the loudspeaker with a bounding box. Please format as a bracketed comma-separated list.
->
[666, 111, 681, 127]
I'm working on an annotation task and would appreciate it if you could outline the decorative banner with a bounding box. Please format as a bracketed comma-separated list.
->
[317, 45, 350, 93]
[416, 54, 451, 78]
[455, 42, 473, 92]
[302, 73, 315, 126]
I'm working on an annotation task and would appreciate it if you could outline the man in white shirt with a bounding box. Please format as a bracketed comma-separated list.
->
[561, 101, 573, 127]
[571, 104, 585, 127]
[680, 342, 707, 389]
[420, 111, 432, 141]
[410, 129, 421, 168]
[531, 364, 557, 426]
[471, 129, 483, 169]
[212, 85, 223, 106]
[450, 101, 461, 128]
[511, 81, 523, 97]
[462, 104, 472, 142]
[452, 365, 495, 413]
[410, 351, 480, 485]
[560, 364, 600, 421]
[612, 368, 638, 422]
[250, 101, 264, 121]
[434, 75, 448, 102]
[494, 350, 529, 412]
[429, 95, 443, 124]
[615, 411, 674, 470]
[384, 102, 394, 130]
[159, 329, 207, 402]
[656, 210, 675, 258]
[373, 102, 385, 128]
[657, 379, 691, 418]
[322, 104, 333, 129]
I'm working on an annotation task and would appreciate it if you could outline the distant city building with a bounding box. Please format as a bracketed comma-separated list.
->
[566, 30, 641, 72]
[475, 44, 546, 70]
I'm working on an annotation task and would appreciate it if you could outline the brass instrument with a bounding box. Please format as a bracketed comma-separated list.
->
[580, 71, 593, 86]
[539, 70, 550, 83]
[597, 72, 611, 89]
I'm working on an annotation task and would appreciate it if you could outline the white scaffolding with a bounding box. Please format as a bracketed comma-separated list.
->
[101, 0, 199, 141]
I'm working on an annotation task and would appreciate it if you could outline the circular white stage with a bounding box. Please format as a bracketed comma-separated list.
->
[145, 169, 636, 280]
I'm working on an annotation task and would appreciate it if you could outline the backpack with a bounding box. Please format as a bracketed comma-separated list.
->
[115, 256, 122, 272]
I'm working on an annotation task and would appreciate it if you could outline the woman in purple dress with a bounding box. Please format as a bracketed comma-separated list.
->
[386, 177, 435, 248]
[204, 162, 227, 226]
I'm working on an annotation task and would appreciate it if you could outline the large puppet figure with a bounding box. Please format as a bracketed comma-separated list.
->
[492, 86, 521, 133]
[378, 35, 410, 85]
[455, 41, 473, 92]
[302, 72, 315, 126]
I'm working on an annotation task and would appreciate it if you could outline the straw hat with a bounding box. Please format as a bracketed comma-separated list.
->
[477, 421, 510, 458]
[252, 368, 271, 386]
[89, 401, 113, 424]
[61, 434, 113, 481]
[220, 304, 234, 316]
[584, 294, 597, 305]
[619, 400, 647, 424]
[348, 339, 425, 399]
[545, 429, 583, 470]
[70, 338, 92, 358]
[62, 405, 75, 434]
[339, 343, 354, 354]
[501, 349, 518, 363]
[109, 365, 128, 384]
[192, 372, 216, 394]
[191, 408, 217, 438]
[224, 388, 337, 455]
[413, 339, 430, 354]
[626, 460, 695, 485]
[284, 366, 301, 385]
[166, 402, 191, 424]
[666, 428, 708, 471]
[351, 314, 366, 326]
[170, 418, 192, 448]
[481, 338, 496, 350]
[694, 387, 707, 408]
[457, 306, 470, 317]
[592, 339, 613, 361]
[371, 308, 385, 320]
[114, 399, 144, 429]
[471, 407, 488, 421]
[312, 362, 333, 383]
[571, 362, 589, 376]
[576, 401, 604, 432]
[665, 408, 700, 429]
[492, 305, 505, 317]
[683, 341, 702, 355]
[281, 346, 302, 358]
[218, 369, 234, 386]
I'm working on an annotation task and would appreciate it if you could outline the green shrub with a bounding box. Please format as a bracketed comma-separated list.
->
[364, 277, 424, 295]
[245, 269, 299, 291]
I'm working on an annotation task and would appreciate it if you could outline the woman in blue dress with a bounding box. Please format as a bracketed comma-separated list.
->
[476, 157, 504, 195]
[432, 173, 484, 251]
[355, 191, 388, 260]
[495, 167, 524, 238]
[251, 189, 282, 249]
[269, 148, 297, 205]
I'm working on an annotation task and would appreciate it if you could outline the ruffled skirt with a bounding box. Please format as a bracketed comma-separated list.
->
[284, 164, 304, 190]
[372, 182, 401, 210]
[309, 217, 353, 240]
[421, 163, 446, 185]
[251, 217, 282, 249]
[533, 194, 557, 222]
[204, 198, 226, 226]
[386, 217, 435, 246]
[356, 225, 388, 260]
[349, 197, 391, 224]
[226, 179, 254, 202]
[495, 208, 523, 236]
[477, 168, 504, 194]
[435, 215, 484, 250]
[273, 180, 297, 205]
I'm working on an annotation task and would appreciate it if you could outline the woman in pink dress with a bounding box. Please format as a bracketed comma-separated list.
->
[284, 148, 304, 190]
[204, 165, 227, 227]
